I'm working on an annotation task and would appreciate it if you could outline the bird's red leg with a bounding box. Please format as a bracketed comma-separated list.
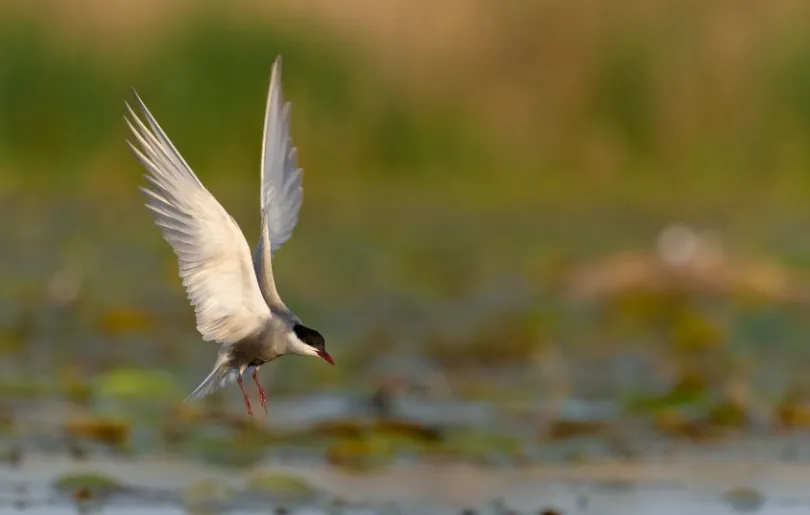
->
[252, 370, 267, 414]
[237, 376, 253, 416]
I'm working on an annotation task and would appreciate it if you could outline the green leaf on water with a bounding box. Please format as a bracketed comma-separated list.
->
[246, 472, 317, 503]
[93, 368, 181, 402]
[53, 471, 128, 498]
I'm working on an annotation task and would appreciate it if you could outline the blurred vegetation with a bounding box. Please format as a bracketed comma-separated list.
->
[2, 0, 810, 212]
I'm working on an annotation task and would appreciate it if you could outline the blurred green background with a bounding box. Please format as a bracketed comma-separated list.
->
[6, 0, 810, 486]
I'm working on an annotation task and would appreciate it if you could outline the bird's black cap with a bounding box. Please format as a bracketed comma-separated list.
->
[293, 323, 326, 351]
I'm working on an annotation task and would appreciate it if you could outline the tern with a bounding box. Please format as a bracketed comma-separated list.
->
[125, 57, 334, 416]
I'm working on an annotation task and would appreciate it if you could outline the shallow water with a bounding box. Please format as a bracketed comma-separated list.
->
[6, 200, 810, 514]
[1, 454, 810, 514]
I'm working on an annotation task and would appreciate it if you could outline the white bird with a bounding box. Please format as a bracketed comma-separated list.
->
[125, 56, 333, 416]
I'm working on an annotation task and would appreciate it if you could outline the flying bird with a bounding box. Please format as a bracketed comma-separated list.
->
[125, 57, 333, 416]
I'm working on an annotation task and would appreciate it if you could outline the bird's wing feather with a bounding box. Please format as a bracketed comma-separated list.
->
[126, 92, 271, 344]
[254, 56, 303, 308]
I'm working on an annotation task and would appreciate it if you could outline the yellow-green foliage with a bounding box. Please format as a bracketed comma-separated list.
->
[2, 1, 810, 213]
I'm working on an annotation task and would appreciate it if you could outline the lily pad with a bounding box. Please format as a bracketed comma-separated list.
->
[653, 408, 733, 441]
[246, 472, 317, 503]
[93, 368, 181, 404]
[430, 429, 523, 464]
[53, 471, 128, 499]
[706, 398, 748, 429]
[724, 486, 765, 513]
[183, 479, 235, 513]
[624, 373, 710, 413]
[63, 416, 130, 447]
[545, 419, 610, 441]
[307, 419, 365, 439]
[372, 419, 443, 443]
[326, 436, 395, 471]
[184, 431, 269, 468]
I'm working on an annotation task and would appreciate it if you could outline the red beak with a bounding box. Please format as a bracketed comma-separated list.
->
[317, 350, 335, 365]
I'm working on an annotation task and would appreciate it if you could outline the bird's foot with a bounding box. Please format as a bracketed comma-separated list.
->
[237, 376, 253, 416]
[252, 370, 267, 414]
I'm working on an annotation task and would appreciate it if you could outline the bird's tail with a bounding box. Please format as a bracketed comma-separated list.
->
[185, 359, 236, 402]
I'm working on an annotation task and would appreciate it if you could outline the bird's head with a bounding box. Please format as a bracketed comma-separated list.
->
[289, 323, 334, 365]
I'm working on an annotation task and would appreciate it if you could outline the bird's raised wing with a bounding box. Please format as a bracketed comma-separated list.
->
[126, 92, 271, 344]
[254, 57, 303, 309]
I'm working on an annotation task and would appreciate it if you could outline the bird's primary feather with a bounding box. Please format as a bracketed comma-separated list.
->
[254, 57, 304, 309]
[125, 92, 272, 345]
